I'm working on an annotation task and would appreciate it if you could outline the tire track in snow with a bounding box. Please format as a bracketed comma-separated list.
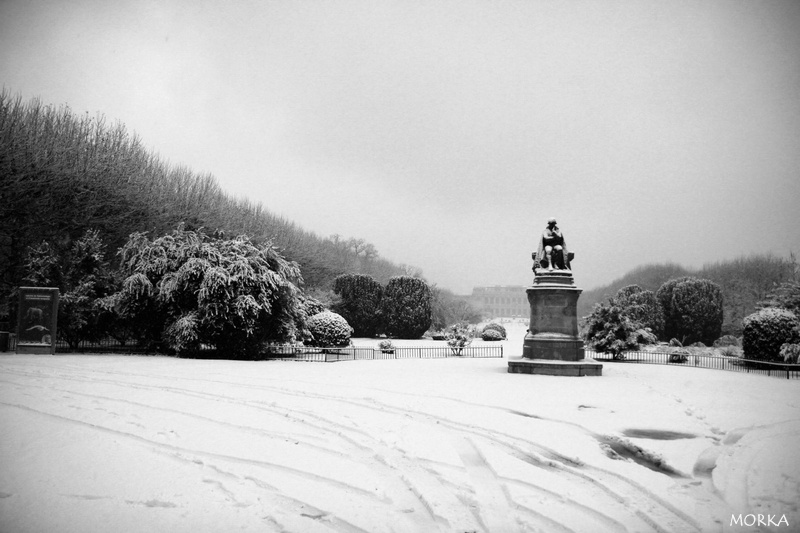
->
[228, 381, 703, 532]
[1, 361, 702, 532]
[450, 435, 519, 532]
[0, 375, 446, 532]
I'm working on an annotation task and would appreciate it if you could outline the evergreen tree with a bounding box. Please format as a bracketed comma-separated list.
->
[657, 277, 723, 345]
[331, 273, 383, 337]
[615, 285, 665, 339]
[380, 276, 432, 339]
[581, 297, 656, 360]
[23, 229, 116, 349]
[110, 227, 305, 358]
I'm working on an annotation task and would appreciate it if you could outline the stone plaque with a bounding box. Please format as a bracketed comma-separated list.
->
[17, 287, 59, 354]
[544, 294, 567, 307]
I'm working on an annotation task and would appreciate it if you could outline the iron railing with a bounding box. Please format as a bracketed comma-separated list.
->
[587, 349, 800, 380]
[0, 334, 505, 361]
[261, 344, 504, 362]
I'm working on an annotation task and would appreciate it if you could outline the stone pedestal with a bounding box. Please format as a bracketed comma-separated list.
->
[509, 270, 602, 376]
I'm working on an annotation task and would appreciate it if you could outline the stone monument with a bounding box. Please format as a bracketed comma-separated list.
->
[507, 218, 602, 376]
[16, 287, 59, 355]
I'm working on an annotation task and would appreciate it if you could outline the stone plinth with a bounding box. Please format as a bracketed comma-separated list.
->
[509, 269, 602, 376]
[508, 357, 603, 376]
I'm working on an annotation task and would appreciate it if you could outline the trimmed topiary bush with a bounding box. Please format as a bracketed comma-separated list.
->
[481, 329, 503, 341]
[380, 276, 432, 339]
[657, 277, 723, 345]
[482, 322, 507, 339]
[306, 311, 353, 347]
[742, 308, 800, 362]
[331, 273, 383, 337]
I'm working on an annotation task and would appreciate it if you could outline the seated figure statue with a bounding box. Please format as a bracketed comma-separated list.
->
[532, 217, 573, 273]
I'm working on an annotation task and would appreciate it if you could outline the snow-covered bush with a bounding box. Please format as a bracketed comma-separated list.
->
[581, 300, 654, 360]
[446, 322, 473, 355]
[111, 227, 305, 358]
[717, 345, 742, 358]
[780, 343, 800, 364]
[713, 335, 741, 348]
[481, 329, 503, 341]
[378, 339, 394, 353]
[306, 311, 353, 347]
[481, 322, 506, 339]
[742, 308, 800, 362]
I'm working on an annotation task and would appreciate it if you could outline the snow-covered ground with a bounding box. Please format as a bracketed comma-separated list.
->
[1, 324, 798, 532]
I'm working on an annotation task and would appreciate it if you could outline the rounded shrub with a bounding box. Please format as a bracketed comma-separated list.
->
[482, 322, 507, 339]
[742, 308, 800, 362]
[481, 329, 503, 341]
[780, 343, 800, 364]
[378, 339, 394, 352]
[713, 335, 741, 348]
[306, 311, 353, 347]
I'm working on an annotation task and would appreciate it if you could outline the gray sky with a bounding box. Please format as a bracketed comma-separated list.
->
[2, 0, 799, 294]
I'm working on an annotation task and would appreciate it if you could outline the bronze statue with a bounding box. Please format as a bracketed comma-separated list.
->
[533, 218, 573, 273]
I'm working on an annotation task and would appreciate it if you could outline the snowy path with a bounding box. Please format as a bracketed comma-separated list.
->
[1, 354, 798, 532]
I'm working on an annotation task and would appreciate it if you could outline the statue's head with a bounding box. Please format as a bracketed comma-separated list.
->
[547, 217, 557, 227]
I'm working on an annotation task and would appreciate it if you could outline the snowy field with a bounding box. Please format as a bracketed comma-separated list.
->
[1, 326, 799, 532]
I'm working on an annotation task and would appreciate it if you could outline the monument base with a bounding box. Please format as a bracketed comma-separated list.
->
[16, 344, 55, 355]
[522, 335, 585, 361]
[508, 357, 603, 377]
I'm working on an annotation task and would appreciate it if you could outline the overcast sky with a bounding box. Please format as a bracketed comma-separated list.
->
[2, 0, 799, 294]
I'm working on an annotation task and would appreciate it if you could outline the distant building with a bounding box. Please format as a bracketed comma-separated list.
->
[470, 285, 528, 318]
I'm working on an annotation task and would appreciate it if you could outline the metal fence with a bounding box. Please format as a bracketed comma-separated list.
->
[2, 334, 159, 355]
[260, 344, 505, 362]
[4, 334, 795, 378]
[0, 334, 504, 361]
[587, 349, 800, 380]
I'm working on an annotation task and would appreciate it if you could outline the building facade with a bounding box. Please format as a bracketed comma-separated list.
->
[470, 285, 529, 318]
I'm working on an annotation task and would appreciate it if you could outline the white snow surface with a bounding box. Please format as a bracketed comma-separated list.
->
[2, 326, 799, 532]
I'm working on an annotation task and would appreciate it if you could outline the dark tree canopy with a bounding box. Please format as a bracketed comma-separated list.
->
[657, 277, 724, 345]
[380, 276, 433, 339]
[111, 227, 305, 358]
[614, 285, 665, 339]
[331, 273, 384, 337]
[0, 91, 416, 317]
[760, 281, 800, 315]
[23, 229, 116, 348]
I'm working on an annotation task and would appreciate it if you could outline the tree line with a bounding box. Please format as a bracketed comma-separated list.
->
[578, 254, 797, 336]
[582, 273, 800, 362]
[17, 227, 441, 357]
[0, 91, 416, 319]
